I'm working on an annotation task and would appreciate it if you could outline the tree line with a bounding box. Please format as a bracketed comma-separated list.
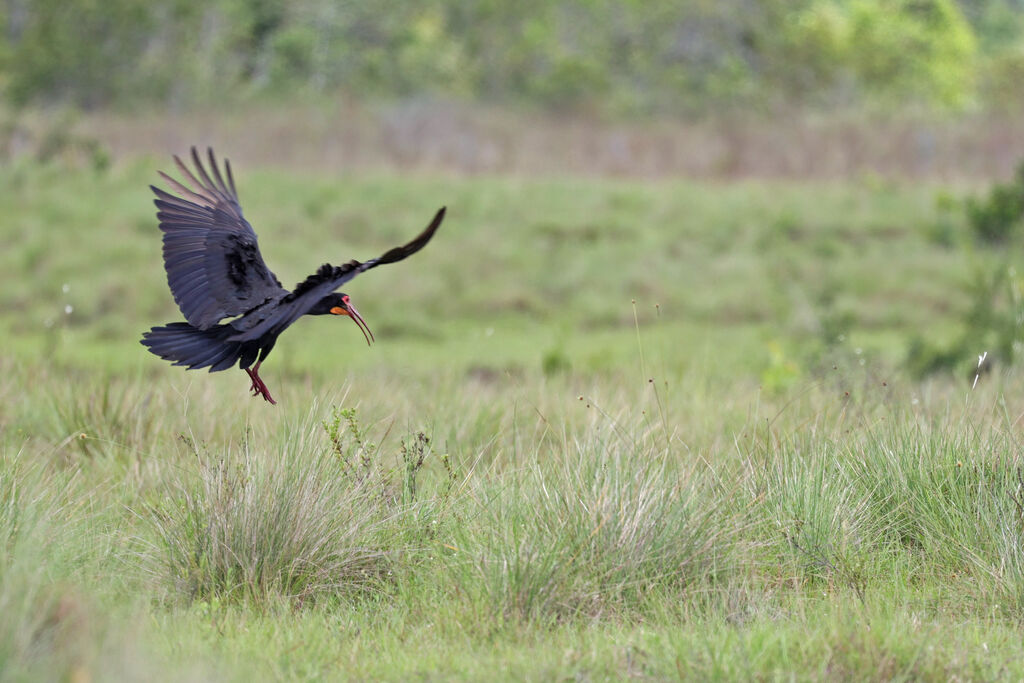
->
[2, 0, 1023, 114]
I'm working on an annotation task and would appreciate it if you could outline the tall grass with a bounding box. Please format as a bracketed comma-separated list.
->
[451, 421, 729, 623]
[144, 409, 427, 605]
[7, 369, 1024, 678]
[0, 449, 96, 680]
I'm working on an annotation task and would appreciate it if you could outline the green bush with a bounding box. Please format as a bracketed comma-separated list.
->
[966, 161, 1024, 244]
[905, 262, 1024, 377]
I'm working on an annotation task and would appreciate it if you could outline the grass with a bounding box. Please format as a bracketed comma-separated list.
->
[4, 151, 1024, 679]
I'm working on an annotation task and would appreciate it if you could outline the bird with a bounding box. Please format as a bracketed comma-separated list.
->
[141, 147, 445, 405]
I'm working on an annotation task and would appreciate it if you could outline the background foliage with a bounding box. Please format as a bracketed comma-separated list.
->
[7, 1, 1024, 678]
[3, 0, 1023, 114]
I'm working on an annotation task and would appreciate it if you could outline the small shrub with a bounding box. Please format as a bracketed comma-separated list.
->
[322, 407, 450, 508]
[965, 161, 1024, 244]
[541, 346, 572, 376]
[905, 263, 1024, 377]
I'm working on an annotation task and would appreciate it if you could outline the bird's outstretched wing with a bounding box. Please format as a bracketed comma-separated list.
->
[152, 147, 286, 329]
[228, 207, 446, 342]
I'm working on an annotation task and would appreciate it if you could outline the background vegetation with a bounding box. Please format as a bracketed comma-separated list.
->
[3, 0, 1024, 115]
[6, 0, 1024, 679]
[3, 159, 1024, 679]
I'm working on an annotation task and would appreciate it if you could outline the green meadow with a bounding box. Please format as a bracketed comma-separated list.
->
[4, 154, 1024, 680]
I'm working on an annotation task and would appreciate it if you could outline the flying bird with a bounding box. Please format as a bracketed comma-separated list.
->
[141, 147, 445, 405]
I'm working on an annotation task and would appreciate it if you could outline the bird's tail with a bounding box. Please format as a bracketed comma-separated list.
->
[141, 322, 242, 372]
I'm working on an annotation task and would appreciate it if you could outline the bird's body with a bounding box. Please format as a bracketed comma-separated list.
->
[141, 147, 445, 404]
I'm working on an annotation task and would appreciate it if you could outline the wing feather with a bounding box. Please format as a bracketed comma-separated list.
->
[206, 148, 232, 195]
[225, 159, 238, 196]
[153, 147, 285, 329]
[229, 207, 445, 342]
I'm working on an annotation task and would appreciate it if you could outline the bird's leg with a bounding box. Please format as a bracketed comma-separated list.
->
[244, 361, 277, 405]
[255, 369, 277, 405]
[244, 367, 261, 396]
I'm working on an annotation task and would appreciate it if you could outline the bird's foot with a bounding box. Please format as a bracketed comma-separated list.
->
[245, 368, 261, 395]
[256, 381, 277, 405]
[244, 367, 277, 405]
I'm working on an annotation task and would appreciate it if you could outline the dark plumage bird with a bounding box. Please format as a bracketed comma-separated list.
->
[141, 147, 445, 405]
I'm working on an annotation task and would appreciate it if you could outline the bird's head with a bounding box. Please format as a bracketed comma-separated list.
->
[314, 293, 374, 345]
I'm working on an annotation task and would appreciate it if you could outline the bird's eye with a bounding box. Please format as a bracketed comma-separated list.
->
[342, 295, 350, 304]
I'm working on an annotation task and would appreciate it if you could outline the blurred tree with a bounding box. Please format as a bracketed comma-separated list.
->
[0, 0, 1017, 115]
[845, 0, 977, 108]
[773, 0, 978, 109]
[959, 0, 1024, 51]
[6, 0, 153, 108]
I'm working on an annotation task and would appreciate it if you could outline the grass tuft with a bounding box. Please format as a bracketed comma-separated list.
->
[454, 420, 730, 622]
[145, 421, 400, 606]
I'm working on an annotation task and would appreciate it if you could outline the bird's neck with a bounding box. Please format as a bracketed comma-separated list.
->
[307, 297, 335, 315]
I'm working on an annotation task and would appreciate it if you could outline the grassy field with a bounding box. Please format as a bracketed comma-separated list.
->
[3, 152, 1024, 680]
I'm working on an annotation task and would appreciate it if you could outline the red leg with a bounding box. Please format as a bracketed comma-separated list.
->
[243, 362, 277, 405]
[244, 368, 261, 396]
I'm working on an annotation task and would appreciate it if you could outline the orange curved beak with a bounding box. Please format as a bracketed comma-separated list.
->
[331, 303, 374, 346]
